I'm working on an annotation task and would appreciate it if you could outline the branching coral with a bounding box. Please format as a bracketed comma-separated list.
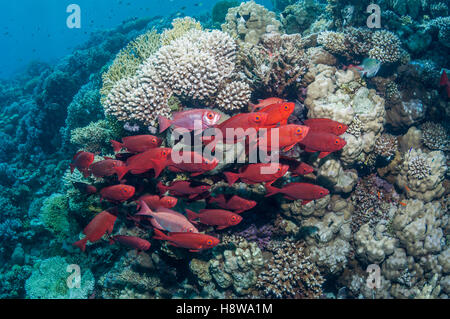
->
[374, 133, 399, 162]
[215, 81, 251, 112]
[103, 28, 241, 126]
[239, 33, 308, 97]
[161, 17, 202, 45]
[256, 240, 324, 298]
[317, 27, 402, 64]
[100, 29, 161, 101]
[421, 122, 450, 151]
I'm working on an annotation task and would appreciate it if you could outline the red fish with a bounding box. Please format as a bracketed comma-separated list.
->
[303, 118, 348, 136]
[279, 156, 315, 176]
[70, 151, 94, 178]
[265, 182, 329, 204]
[89, 158, 125, 178]
[255, 124, 310, 152]
[299, 132, 347, 159]
[256, 102, 295, 126]
[159, 109, 221, 133]
[292, 162, 315, 176]
[152, 228, 220, 252]
[137, 194, 178, 210]
[73, 208, 118, 252]
[109, 235, 151, 251]
[208, 194, 257, 213]
[186, 209, 243, 230]
[157, 181, 210, 199]
[167, 151, 219, 176]
[100, 184, 135, 202]
[73, 182, 97, 195]
[440, 70, 450, 98]
[110, 135, 162, 153]
[136, 201, 198, 233]
[204, 112, 269, 147]
[250, 97, 286, 111]
[224, 163, 289, 185]
[114, 147, 172, 180]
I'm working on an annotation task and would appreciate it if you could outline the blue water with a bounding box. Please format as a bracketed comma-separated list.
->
[0, 0, 272, 79]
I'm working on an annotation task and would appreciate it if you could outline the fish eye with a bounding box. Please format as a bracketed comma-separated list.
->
[335, 139, 339, 144]
[338, 125, 342, 130]
[255, 115, 261, 121]
[207, 112, 214, 119]
[296, 128, 302, 134]
[231, 216, 237, 221]
[162, 151, 167, 156]
[188, 228, 194, 233]
[152, 138, 157, 143]
[284, 105, 289, 110]
[277, 167, 281, 172]
[206, 239, 213, 245]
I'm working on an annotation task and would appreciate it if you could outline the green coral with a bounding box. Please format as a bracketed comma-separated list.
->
[40, 193, 74, 239]
[25, 256, 95, 299]
[100, 29, 161, 101]
[161, 17, 202, 45]
[70, 119, 121, 153]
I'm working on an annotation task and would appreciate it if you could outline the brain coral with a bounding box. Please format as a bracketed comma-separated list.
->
[103, 28, 249, 126]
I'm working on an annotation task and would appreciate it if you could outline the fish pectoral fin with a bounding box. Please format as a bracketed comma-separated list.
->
[216, 225, 228, 230]
[304, 147, 316, 153]
[318, 152, 331, 159]
[283, 143, 296, 152]
[283, 195, 297, 200]
[189, 249, 201, 252]
[190, 172, 203, 177]
[302, 200, 312, 205]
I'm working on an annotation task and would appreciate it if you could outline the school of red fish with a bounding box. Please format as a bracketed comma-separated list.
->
[70, 98, 348, 253]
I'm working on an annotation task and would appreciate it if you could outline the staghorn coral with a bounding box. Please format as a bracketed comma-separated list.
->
[396, 149, 447, 202]
[103, 28, 239, 126]
[256, 240, 324, 298]
[421, 122, 450, 151]
[239, 33, 308, 97]
[222, 0, 282, 45]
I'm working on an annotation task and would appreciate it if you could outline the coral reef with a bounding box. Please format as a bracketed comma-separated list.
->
[222, 1, 282, 45]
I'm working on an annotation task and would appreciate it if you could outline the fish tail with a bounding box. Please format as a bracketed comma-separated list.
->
[114, 165, 130, 180]
[72, 237, 88, 252]
[186, 209, 199, 224]
[70, 163, 75, 174]
[151, 159, 166, 178]
[157, 181, 168, 194]
[152, 228, 169, 241]
[224, 171, 239, 185]
[137, 200, 153, 216]
[110, 140, 123, 153]
[158, 116, 172, 133]
[265, 184, 280, 197]
[209, 194, 224, 204]
[440, 70, 448, 86]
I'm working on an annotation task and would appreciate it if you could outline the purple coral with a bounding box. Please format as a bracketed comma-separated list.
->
[235, 224, 274, 250]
